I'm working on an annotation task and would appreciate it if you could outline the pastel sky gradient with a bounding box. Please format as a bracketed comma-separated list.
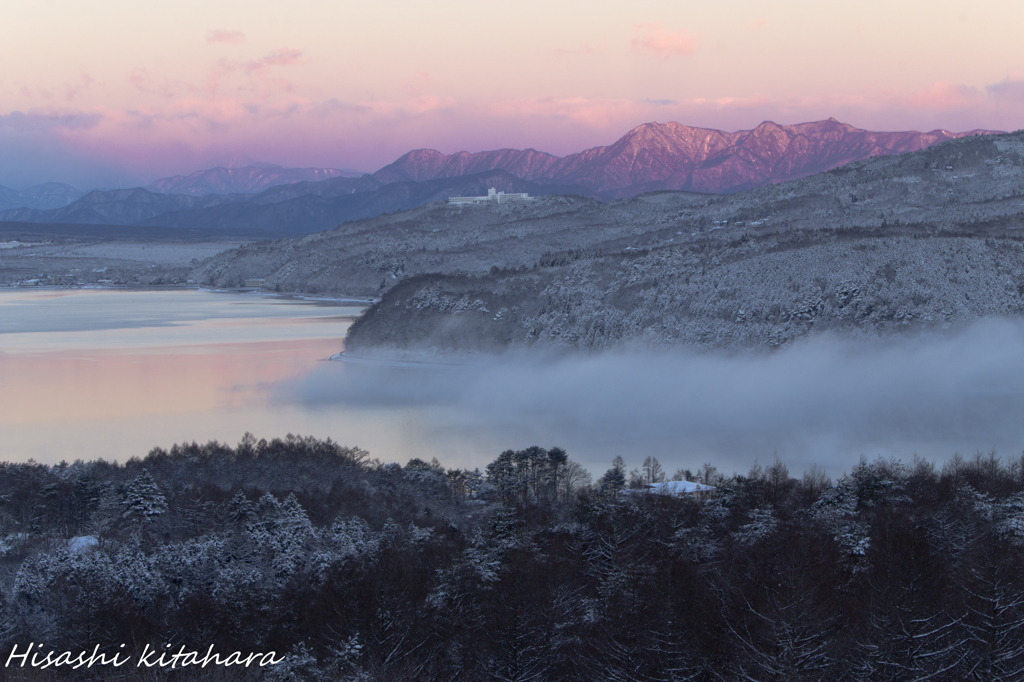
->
[3, 0, 1024, 188]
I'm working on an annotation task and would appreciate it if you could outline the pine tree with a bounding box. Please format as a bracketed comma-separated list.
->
[599, 457, 627, 495]
[121, 471, 167, 524]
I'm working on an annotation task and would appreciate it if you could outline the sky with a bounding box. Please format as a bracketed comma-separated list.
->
[3, 0, 1024, 189]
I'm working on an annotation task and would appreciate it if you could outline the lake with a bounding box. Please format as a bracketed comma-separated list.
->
[0, 288, 570, 472]
[3, 288, 1024, 479]
[0, 288, 372, 463]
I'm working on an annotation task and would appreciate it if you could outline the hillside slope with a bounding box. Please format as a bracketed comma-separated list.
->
[335, 130, 1024, 352]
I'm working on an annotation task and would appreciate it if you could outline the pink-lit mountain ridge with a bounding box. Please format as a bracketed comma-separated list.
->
[0, 119, 1001, 235]
[376, 118, 999, 197]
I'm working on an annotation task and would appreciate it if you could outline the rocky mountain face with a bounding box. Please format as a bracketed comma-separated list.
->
[192, 130, 1024, 353]
[145, 165, 363, 196]
[374, 119, 999, 197]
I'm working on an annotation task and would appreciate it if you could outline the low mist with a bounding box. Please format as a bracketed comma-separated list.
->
[290, 318, 1024, 479]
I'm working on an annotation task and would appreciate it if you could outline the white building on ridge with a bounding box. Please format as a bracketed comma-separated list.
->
[448, 187, 534, 205]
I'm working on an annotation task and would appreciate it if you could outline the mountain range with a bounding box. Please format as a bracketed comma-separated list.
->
[187, 128, 1024, 354]
[0, 172, 585, 236]
[374, 118, 997, 196]
[144, 164, 363, 196]
[0, 164, 364, 213]
[0, 183, 84, 211]
[0, 119, 1001, 235]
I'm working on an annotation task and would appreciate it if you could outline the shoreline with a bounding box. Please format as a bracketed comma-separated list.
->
[0, 282, 376, 306]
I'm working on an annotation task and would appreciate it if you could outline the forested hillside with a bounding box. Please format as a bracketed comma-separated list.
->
[0, 437, 1022, 680]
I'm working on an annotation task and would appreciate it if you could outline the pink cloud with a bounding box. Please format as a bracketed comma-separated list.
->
[64, 74, 94, 102]
[128, 69, 177, 98]
[985, 78, 1024, 104]
[631, 23, 698, 59]
[240, 48, 304, 73]
[907, 81, 983, 110]
[7, 73, 1024, 189]
[403, 71, 435, 98]
[477, 96, 653, 132]
[261, 49, 302, 67]
[128, 69, 148, 90]
[196, 49, 306, 96]
[206, 29, 246, 45]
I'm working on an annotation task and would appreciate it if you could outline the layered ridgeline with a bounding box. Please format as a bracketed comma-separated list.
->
[0, 182, 83, 211]
[351, 130, 1024, 352]
[0, 165, 359, 213]
[1, 120, 993, 236]
[0, 170, 582, 236]
[193, 129, 1024, 352]
[346, 131, 1024, 352]
[374, 118, 993, 197]
[144, 163, 362, 196]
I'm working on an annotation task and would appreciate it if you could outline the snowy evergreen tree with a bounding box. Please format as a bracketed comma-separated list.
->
[599, 457, 627, 495]
[121, 471, 167, 524]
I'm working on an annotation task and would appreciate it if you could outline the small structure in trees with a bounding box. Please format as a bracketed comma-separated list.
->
[448, 187, 534, 205]
[620, 479, 715, 500]
[646, 480, 715, 495]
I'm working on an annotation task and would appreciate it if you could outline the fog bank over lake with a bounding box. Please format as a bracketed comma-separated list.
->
[3, 289, 1023, 478]
[299, 318, 1024, 478]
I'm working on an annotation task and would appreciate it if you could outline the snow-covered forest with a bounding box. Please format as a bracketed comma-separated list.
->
[1, 437, 1023, 681]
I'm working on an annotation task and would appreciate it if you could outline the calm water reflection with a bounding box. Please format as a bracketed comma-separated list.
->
[0, 289, 367, 463]
[0, 289, 547, 471]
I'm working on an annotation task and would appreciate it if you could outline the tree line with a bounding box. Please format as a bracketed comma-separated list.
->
[0, 437, 1022, 681]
